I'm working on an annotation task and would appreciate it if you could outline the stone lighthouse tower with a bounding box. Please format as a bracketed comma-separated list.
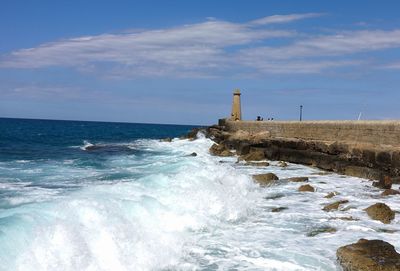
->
[230, 89, 242, 121]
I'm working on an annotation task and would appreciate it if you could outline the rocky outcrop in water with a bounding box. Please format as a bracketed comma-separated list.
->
[322, 200, 349, 212]
[337, 239, 400, 271]
[298, 184, 315, 192]
[381, 189, 400, 196]
[288, 177, 309, 182]
[252, 173, 279, 186]
[209, 143, 234, 157]
[364, 203, 395, 224]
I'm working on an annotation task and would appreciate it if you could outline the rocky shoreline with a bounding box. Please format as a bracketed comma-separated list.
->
[183, 125, 400, 271]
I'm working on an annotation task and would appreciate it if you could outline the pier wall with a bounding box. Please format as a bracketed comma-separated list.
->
[220, 120, 400, 147]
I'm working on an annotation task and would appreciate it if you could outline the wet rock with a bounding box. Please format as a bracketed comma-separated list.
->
[271, 207, 288, 212]
[188, 152, 197, 157]
[264, 193, 285, 200]
[376, 228, 398, 233]
[209, 143, 234, 157]
[337, 239, 400, 271]
[252, 173, 279, 186]
[372, 176, 392, 190]
[324, 191, 339, 198]
[278, 161, 288, 167]
[160, 137, 172, 142]
[239, 150, 265, 161]
[245, 161, 270, 167]
[288, 177, 309, 182]
[381, 189, 400, 197]
[307, 226, 337, 237]
[298, 184, 315, 192]
[322, 200, 349, 212]
[364, 203, 395, 224]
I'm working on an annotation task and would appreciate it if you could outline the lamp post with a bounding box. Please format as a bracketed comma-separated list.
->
[299, 105, 303, 121]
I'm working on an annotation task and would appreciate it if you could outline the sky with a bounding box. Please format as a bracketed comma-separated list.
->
[1, 0, 400, 125]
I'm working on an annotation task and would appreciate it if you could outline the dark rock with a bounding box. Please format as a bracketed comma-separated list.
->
[188, 152, 197, 157]
[330, 216, 359, 221]
[307, 226, 337, 237]
[373, 176, 392, 189]
[288, 177, 309, 182]
[252, 173, 279, 186]
[337, 239, 400, 271]
[277, 161, 288, 167]
[365, 203, 395, 224]
[264, 193, 285, 200]
[323, 200, 349, 212]
[381, 189, 400, 196]
[298, 184, 315, 192]
[271, 207, 288, 212]
[324, 191, 339, 198]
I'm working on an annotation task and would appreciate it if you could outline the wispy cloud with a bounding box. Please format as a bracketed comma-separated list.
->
[1, 14, 400, 77]
[249, 13, 324, 25]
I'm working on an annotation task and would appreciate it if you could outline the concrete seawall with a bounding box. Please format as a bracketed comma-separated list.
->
[220, 120, 400, 147]
[210, 119, 400, 181]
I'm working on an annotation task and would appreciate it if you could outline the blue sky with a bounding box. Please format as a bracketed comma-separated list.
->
[1, 0, 400, 125]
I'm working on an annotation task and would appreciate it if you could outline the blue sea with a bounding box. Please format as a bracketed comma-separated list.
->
[0, 118, 399, 271]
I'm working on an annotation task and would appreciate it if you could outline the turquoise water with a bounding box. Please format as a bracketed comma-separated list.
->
[0, 118, 399, 271]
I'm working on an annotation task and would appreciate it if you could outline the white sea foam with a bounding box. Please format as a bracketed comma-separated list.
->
[0, 136, 399, 271]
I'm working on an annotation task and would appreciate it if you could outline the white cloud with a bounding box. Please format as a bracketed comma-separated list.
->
[1, 15, 400, 77]
[249, 13, 323, 25]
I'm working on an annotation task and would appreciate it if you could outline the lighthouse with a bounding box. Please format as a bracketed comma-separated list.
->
[230, 89, 242, 121]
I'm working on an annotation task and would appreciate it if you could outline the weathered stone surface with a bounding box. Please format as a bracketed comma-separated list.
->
[298, 184, 315, 192]
[288, 177, 309, 182]
[323, 200, 349, 212]
[239, 150, 265, 161]
[373, 176, 392, 190]
[209, 143, 234, 157]
[381, 189, 400, 196]
[365, 203, 395, 224]
[337, 239, 400, 271]
[324, 191, 339, 198]
[252, 173, 279, 186]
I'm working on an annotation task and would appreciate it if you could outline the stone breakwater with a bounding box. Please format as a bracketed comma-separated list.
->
[208, 119, 400, 182]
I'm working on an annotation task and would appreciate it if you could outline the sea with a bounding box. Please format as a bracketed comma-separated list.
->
[0, 117, 399, 271]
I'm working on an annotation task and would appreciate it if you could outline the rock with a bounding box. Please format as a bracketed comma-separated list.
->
[288, 177, 309, 182]
[323, 200, 349, 212]
[307, 226, 337, 237]
[278, 161, 288, 167]
[209, 143, 234, 157]
[381, 189, 400, 197]
[188, 152, 197, 157]
[252, 173, 279, 186]
[364, 203, 395, 224]
[298, 184, 315, 192]
[186, 128, 201, 139]
[239, 150, 265, 161]
[160, 137, 172, 142]
[271, 207, 288, 212]
[219, 150, 234, 157]
[372, 176, 392, 190]
[324, 191, 339, 198]
[245, 161, 270, 167]
[337, 239, 400, 271]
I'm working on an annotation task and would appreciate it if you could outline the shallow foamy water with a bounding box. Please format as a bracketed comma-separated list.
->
[0, 135, 399, 271]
